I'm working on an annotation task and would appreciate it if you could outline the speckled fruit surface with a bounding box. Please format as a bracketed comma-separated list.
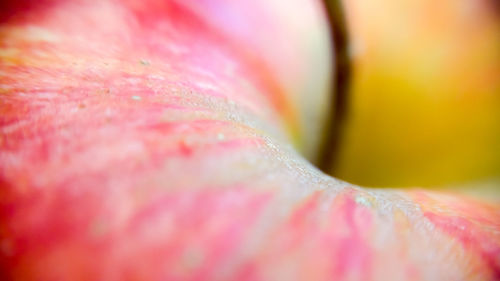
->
[0, 0, 499, 280]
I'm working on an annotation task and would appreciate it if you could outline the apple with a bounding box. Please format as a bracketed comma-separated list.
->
[330, 0, 500, 187]
[0, 0, 499, 280]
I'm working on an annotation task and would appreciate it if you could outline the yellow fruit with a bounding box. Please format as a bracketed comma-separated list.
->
[330, 0, 500, 187]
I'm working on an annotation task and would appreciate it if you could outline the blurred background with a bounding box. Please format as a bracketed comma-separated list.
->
[325, 0, 500, 188]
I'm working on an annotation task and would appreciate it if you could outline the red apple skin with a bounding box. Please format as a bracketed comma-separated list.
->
[0, 0, 499, 280]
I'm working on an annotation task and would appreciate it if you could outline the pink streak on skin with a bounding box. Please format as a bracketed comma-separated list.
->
[412, 191, 500, 279]
[328, 191, 373, 280]
[239, 189, 374, 281]
[2, 187, 272, 281]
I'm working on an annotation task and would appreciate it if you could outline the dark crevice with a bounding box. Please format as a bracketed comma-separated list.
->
[317, 0, 351, 173]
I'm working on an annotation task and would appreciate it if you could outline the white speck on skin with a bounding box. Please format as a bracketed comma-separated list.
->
[195, 81, 217, 91]
[132, 95, 142, 101]
[355, 195, 372, 207]
[139, 59, 150, 66]
[217, 133, 225, 141]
